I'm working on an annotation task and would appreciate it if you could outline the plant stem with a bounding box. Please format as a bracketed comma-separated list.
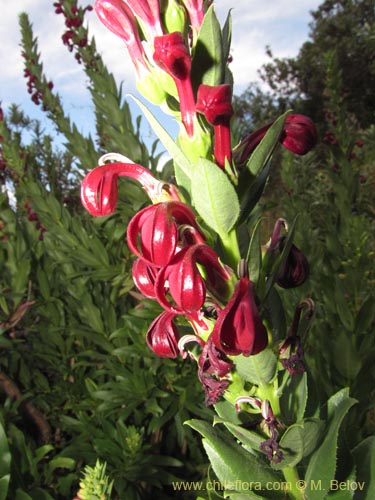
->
[282, 466, 305, 500]
[220, 228, 241, 271]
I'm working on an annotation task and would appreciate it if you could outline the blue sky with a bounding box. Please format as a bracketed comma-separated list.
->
[0, 0, 322, 151]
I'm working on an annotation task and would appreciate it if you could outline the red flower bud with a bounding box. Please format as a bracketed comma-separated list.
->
[276, 237, 310, 289]
[212, 277, 268, 356]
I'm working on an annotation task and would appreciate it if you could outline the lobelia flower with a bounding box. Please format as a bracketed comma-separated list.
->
[124, 0, 163, 38]
[234, 113, 318, 166]
[212, 276, 268, 356]
[269, 219, 310, 289]
[126, 201, 204, 267]
[146, 311, 180, 358]
[80, 161, 163, 216]
[196, 84, 234, 169]
[153, 32, 196, 136]
[94, 0, 147, 75]
[131, 258, 159, 299]
[155, 244, 232, 313]
[276, 237, 310, 288]
[279, 299, 314, 374]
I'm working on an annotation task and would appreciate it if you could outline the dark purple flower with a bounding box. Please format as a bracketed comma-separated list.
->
[212, 277, 268, 356]
[198, 336, 232, 405]
[146, 311, 180, 358]
[276, 237, 310, 289]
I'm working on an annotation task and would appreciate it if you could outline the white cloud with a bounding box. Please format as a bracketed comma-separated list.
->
[0, 0, 322, 140]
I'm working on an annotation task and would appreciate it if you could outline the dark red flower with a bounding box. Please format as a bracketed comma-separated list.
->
[153, 32, 195, 136]
[196, 84, 233, 169]
[235, 113, 318, 166]
[155, 244, 231, 313]
[131, 258, 159, 298]
[126, 201, 202, 267]
[276, 238, 310, 289]
[146, 311, 180, 358]
[212, 277, 268, 356]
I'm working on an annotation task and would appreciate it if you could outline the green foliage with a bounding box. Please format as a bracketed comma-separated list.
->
[0, 3, 211, 499]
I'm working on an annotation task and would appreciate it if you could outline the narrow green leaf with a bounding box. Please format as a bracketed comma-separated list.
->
[352, 436, 375, 500]
[247, 111, 290, 176]
[304, 388, 357, 500]
[246, 218, 263, 284]
[280, 372, 308, 424]
[191, 158, 239, 236]
[355, 296, 375, 335]
[0, 422, 10, 500]
[185, 419, 284, 498]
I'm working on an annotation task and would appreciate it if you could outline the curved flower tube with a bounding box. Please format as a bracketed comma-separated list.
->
[146, 311, 180, 358]
[94, 0, 147, 75]
[196, 84, 234, 169]
[126, 201, 202, 267]
[80, 162, 162, 216]
[155, 244, 231, 313]
[131, 258, 159, 298]
[212, 277, 268, 356]
[153, 32, 196, 136]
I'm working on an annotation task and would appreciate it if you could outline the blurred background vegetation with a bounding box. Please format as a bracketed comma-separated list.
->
[0, 0, 374, 498]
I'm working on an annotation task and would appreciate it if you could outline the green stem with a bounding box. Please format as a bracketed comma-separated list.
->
[220, 228, 241, 272]
[282, 467, 305, 500]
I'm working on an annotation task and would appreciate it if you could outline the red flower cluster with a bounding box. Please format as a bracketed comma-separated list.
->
[54, 1, 93, 62]
[24, 201, 46, 240]
[81, 160, 270, 404]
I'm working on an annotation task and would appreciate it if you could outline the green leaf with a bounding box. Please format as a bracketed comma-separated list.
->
[352, 436, 375, 499]
[246, 112, 290, 177]
[280, 372, 308, 424]
[332, 331, 361, 380]
[191, 5, 223, 89]
[185, 419, 284, 498]
[0, 422, 11, 500]
[272, 419, 324, 471]
[213, 417, 264, 451]
[246, 218, 263, 284]
[234, 348, 277, 386]
[191, 158, 240, 236]
[334, 281, 354, 331]
[355, 296, 375, 335]
[304, 388, 357, 500]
